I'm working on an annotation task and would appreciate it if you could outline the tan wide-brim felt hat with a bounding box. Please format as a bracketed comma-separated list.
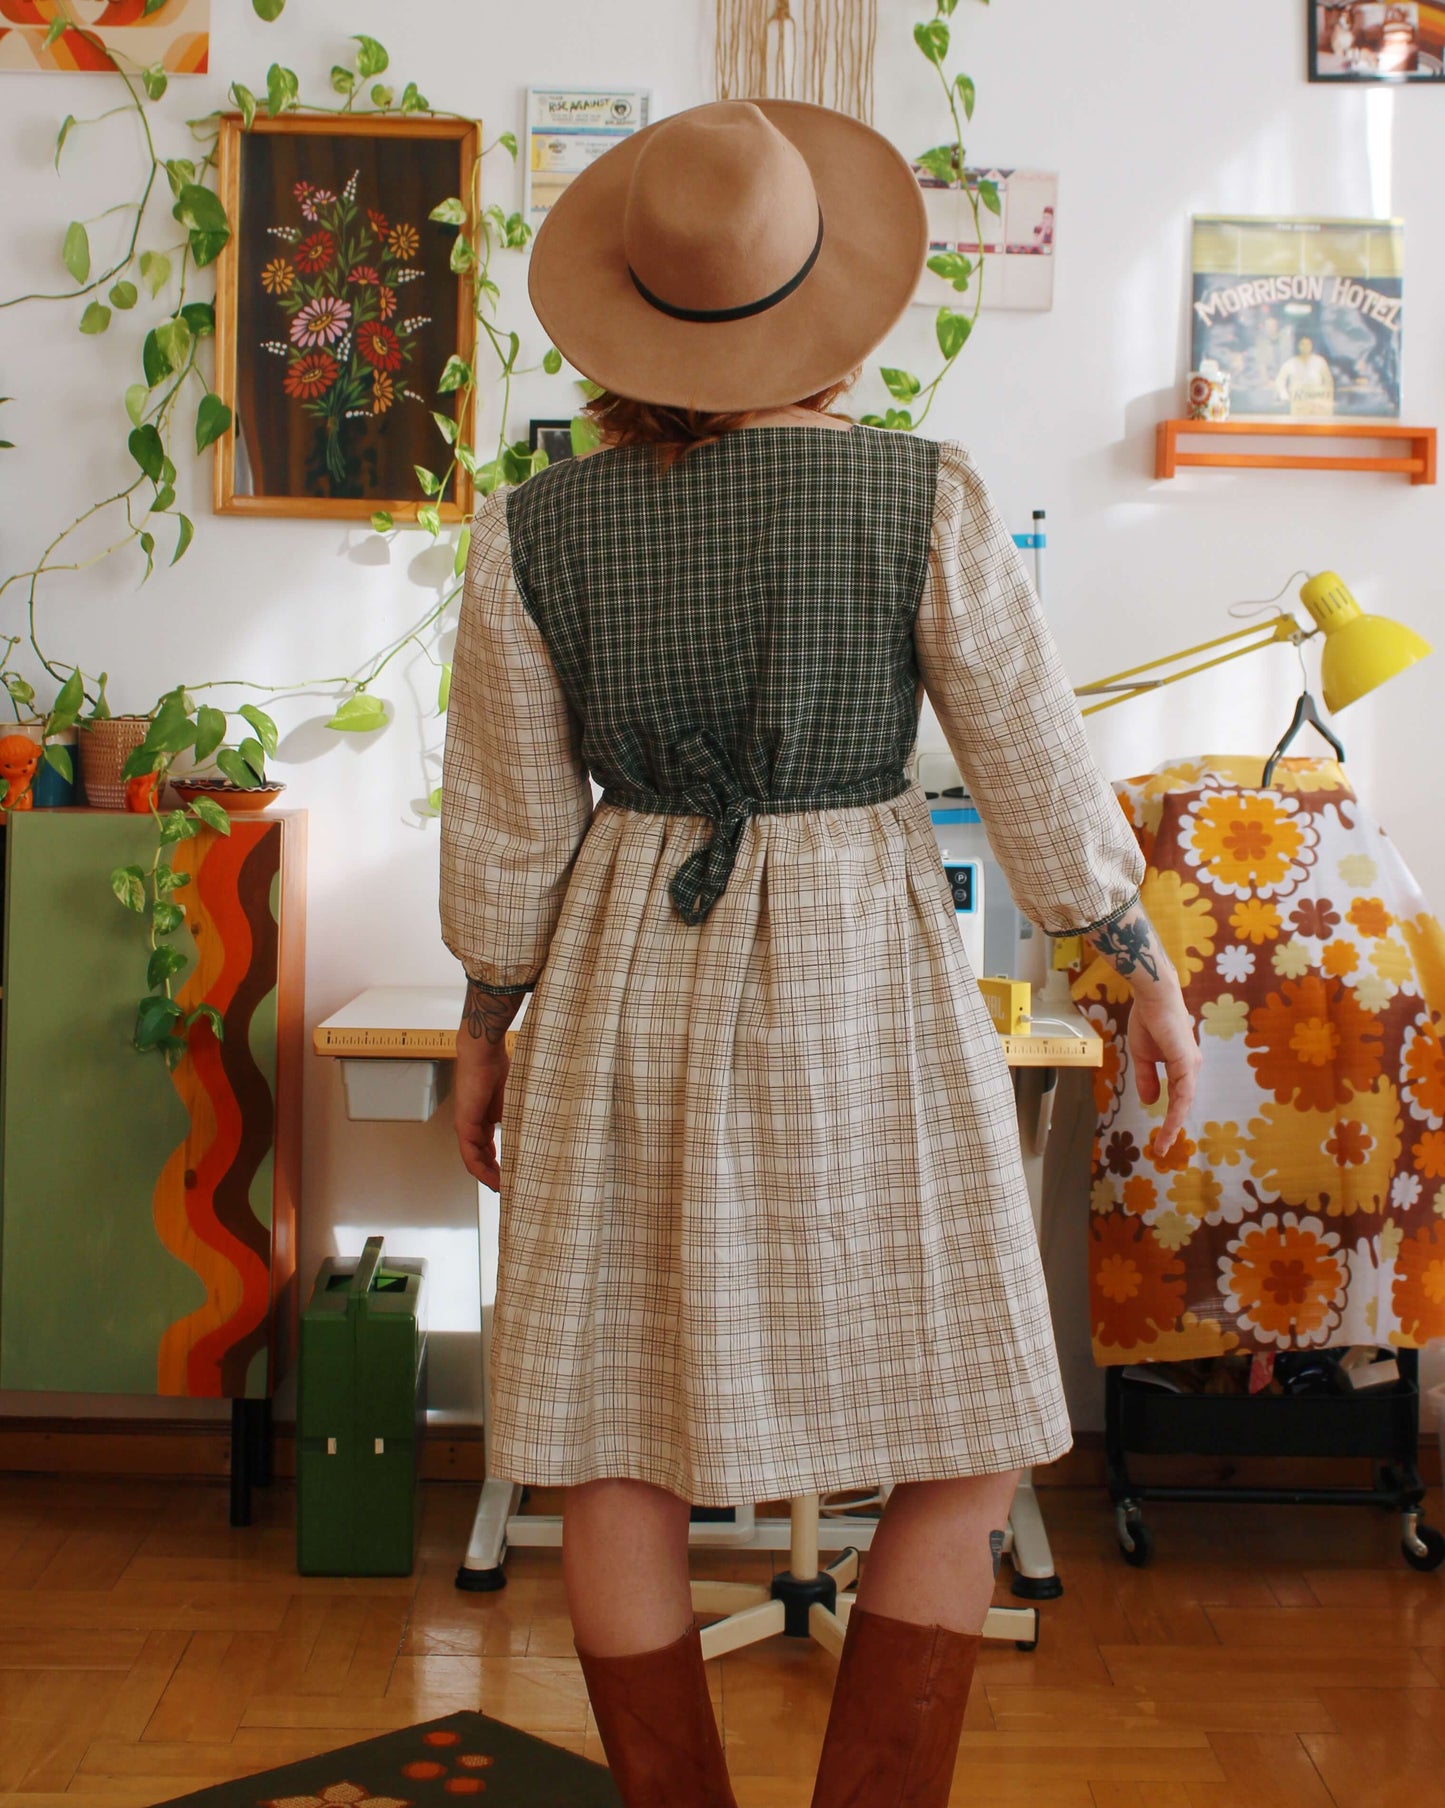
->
[527, 98, 928, 414]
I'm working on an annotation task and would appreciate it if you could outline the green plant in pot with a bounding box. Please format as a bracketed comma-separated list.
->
[0, 663, 85, 810]
[123, 686, 282, 811]
[111, 687, 281, 1064]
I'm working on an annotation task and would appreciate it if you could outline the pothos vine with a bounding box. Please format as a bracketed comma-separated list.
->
[1, 0, 993, 1067]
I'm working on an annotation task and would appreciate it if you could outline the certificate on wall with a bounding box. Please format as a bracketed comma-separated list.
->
[911, 166, 1058, 312]
[1191, 215, 1404, 419]
[524, 89, 652, 230]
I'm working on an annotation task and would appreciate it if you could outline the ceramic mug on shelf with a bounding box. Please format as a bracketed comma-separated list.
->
[1187, 361, 1230, 422]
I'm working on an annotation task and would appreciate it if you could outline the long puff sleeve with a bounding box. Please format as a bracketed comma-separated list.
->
[440, 488, 594, 992]
[914, 441, 1143, 937]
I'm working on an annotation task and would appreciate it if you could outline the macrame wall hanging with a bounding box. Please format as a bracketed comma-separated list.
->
[714, 0, 880, 124]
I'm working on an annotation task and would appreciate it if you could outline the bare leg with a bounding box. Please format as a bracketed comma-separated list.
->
[563, 1479, 735, 1805]
[562, 1477, 696, 1656]
[852, 1470, 1021, 1633]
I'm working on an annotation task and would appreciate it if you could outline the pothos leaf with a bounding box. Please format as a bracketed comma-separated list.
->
[62, 220, 90, 284]
[498, 131, 518, 159]
[353, 34, 389, 77]
[437, 354, 472, 393]
[326, 693, 389, 733]
[231, 82, 258, 131]
[79, 301, 111, 335]
[253, 0, 286, 19]
[189, 795, 232, 835]
[138, 249, 171, 297]
[437, 662, 452, 713]
[238, 703, 279, 757]
[111, 865, 148, 913]
[195, 392, 232, 452]
[192, 706, 228, 764]
[127, 424, 165, 481]
[172, 514, 194, 564]
[265, 62, 299, 116]
[147, 944, 188, 989]
[417, 503, 441, 537]
[370, 510, 393, 532]
[914, 20, 949, 64]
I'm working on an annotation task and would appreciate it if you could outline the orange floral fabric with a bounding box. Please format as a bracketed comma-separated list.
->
[1075, 756, 1445, 1361]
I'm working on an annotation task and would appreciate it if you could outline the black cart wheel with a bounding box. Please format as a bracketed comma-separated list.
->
[1118, 1520, 1154, 1568]
[1402, 1525, 1445, 1572]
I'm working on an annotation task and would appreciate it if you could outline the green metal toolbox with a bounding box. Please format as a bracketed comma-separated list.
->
[297, 1237, 427, 1575]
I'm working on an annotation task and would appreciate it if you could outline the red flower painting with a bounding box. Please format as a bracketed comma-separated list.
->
[263, 169, 433, 486]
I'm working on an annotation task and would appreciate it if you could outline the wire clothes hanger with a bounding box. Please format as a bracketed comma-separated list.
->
[1260, 691, 1345, 788]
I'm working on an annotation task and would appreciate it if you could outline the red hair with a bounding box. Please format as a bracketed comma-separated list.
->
[581, 369, 861, 470]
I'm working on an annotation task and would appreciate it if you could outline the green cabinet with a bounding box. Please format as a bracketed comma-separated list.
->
[0, 808, 306, 1400]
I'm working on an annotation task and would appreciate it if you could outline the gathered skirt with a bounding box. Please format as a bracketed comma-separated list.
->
[490, 784, 1073, 1505]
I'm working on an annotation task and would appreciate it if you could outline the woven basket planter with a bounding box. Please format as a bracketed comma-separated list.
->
[77, 715, 149, 810]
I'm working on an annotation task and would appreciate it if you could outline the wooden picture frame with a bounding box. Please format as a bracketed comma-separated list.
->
[528, 418, 576, 464]
[214, 113, 481, 522]
[1309, 3, 1445, 82]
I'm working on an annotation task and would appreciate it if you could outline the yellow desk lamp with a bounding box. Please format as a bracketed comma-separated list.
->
[1074, 571, 1431, 718]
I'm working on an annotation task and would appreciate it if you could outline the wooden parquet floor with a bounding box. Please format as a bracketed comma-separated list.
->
[0, 1474, 1439, 1807]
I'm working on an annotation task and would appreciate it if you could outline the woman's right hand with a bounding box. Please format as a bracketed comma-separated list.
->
[454, 1038, 509, 1190]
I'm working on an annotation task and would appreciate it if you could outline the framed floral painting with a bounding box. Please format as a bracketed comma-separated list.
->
[214, 114, 480, 520]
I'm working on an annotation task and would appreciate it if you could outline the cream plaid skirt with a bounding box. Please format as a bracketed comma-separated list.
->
[490, 785, 1074, 1506]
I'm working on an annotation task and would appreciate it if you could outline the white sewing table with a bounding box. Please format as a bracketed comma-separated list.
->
[314, 985, 1100, 1654]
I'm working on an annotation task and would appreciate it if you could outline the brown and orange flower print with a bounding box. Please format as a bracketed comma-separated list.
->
[1074, 757, 1445, 1360]
[262, 171, 434, 487]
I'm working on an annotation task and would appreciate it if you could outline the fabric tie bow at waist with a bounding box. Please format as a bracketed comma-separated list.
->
[601, 735, 911, 928]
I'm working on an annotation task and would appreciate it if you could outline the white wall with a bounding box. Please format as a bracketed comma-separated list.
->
[2, 2, 1441, 1434]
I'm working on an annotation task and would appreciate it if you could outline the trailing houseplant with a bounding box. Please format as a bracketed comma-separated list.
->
[3, 2, 998, 1061]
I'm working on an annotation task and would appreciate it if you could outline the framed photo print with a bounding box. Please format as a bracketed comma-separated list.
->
[1309, 4, 1445, 81]
[214, 113, 481, 521]
[528, 418, 577, 465]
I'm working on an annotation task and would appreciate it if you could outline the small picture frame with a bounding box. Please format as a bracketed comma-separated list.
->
[213, 112, 481, 521]
[1309, 3, 1445, 82]
[528, 419, 577, 465]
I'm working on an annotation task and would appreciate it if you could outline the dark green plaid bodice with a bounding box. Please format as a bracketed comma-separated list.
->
[504, 425, 941, 924]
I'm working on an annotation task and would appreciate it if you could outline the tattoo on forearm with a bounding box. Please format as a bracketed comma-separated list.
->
[1088, 909, 1161, 982]
[464, 979, 522, 1045]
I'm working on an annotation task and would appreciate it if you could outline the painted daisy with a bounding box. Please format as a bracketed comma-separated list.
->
[295, 229, 336, 274]
[261, 257, 295, 294]
[283, 349, 340, 400]
[290, 295, 352, 347]
[356, 320, 402, 371]
[386, 221, 420, 259]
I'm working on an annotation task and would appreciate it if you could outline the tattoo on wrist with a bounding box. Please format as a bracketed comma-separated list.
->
[1088, 910, 1161, 982]
[464, 980, 520, 1045]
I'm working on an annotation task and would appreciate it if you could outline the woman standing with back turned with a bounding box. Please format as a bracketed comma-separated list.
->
[440, 98, 1199, 1808]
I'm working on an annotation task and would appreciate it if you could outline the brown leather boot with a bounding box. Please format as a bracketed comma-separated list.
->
[574, 1620, 738, 1807]
[808, 1603, 982, 1808]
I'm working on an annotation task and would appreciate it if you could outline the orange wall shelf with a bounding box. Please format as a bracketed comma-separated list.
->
[1156, 419, 1437, 485]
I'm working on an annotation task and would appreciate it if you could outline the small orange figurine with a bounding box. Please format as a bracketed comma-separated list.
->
[0, 734, 42, 812]
[124, 770, 159, 813]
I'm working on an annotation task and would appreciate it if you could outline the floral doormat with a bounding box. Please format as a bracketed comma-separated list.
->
[156, 1711, 620, 1808]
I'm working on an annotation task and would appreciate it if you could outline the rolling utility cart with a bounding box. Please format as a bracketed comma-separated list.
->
[1107, 1348, 1445, 1573]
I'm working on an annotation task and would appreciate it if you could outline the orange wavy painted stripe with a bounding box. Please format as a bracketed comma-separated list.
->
[153, 828, 272, 1397]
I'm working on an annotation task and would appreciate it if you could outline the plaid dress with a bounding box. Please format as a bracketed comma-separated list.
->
[440, 427, 1143, 1505]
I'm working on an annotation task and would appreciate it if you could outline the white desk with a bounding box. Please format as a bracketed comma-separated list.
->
[314, 985, 1099, 1650]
